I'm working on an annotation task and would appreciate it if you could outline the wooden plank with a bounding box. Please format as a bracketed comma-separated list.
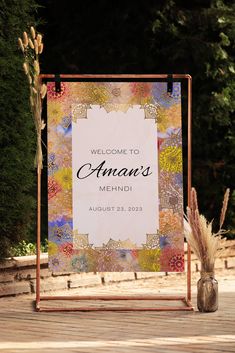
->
[0, 271, 234, 353]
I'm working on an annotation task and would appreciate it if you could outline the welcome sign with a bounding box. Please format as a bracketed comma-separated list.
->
[47, 81, 184, 272]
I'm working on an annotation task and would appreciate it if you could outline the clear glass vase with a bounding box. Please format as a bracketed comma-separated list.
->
[197, 271, 218, 312]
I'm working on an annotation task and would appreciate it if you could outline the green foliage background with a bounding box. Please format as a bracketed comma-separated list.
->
[0, 0, 234, 259]
[0, 0, 37, 258]
[39, 0, 235, 235]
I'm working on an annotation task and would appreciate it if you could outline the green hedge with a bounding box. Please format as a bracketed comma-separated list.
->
[0, 0, 38, 258]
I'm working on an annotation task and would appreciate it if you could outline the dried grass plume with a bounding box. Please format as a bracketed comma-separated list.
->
[184, 188, 230, 272]
[219, 188, 230, 230]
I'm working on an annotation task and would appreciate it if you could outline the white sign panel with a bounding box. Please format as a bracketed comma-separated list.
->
[72, 105, 158, 247]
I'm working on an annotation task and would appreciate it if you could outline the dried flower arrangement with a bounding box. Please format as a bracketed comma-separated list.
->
[18, 27, 46, 170]
[184, 188, 230, 272]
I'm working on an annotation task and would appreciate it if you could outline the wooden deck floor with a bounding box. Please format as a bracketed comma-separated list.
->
[0, 269, 235, 353]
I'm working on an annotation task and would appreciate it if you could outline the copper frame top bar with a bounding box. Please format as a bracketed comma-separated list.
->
[40, 74, 191, 79]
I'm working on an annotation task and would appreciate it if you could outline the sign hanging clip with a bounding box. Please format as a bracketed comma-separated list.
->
[55, 74, 61, 93]
[167, 74, 173, 95]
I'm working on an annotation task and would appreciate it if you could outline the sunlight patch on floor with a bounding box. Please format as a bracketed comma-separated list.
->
[0, 335, 234, 349]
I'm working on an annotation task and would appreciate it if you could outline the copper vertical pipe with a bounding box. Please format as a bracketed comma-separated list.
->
[187, 76, 192, 302]
[36, 165, 41, 311]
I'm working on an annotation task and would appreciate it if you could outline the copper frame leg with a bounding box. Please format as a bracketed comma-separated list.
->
[187, 75, 192, 304]
[36, 74, 193, 313]
[36, 166, 41, 312]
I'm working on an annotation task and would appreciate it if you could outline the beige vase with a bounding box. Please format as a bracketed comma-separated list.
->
[197, 271, 218, 312]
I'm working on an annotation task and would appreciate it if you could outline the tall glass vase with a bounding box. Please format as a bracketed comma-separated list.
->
[197, 271, 218, 312]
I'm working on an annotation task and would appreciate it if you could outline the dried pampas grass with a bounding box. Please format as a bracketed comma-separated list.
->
[18, 27, 46, 170]
[220, 188, 230, 230]
[184, 188, 230, 272]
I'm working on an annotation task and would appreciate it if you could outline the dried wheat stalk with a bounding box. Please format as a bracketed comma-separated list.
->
[18, 27, 46, 170]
